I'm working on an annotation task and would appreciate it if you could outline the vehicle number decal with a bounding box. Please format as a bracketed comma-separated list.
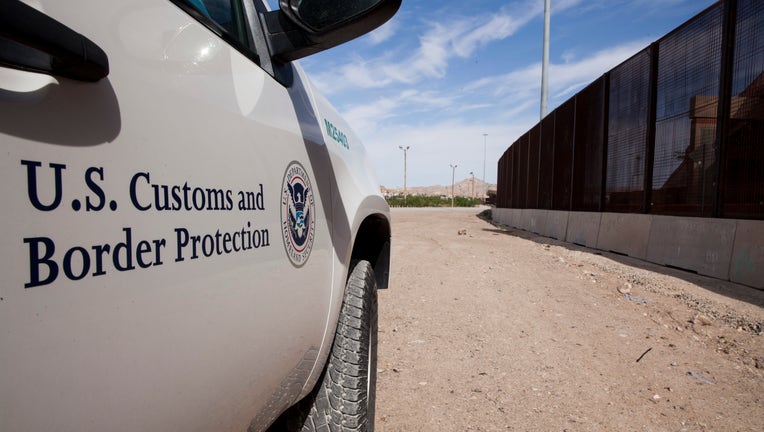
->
[324, 118, 349, 149]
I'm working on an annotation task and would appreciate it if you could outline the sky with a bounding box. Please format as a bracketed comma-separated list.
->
[271, 0, 717, 188]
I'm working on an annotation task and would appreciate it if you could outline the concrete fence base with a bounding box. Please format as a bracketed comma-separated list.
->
[492, 208, 763, 290]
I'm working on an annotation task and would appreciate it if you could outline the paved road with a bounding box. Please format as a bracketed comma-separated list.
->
[375, 208, 763, 431]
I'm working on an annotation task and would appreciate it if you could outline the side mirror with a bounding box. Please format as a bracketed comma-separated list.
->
[262, 0, 401, 63]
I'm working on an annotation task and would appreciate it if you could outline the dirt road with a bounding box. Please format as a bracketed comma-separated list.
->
[375, 208, 764, 431]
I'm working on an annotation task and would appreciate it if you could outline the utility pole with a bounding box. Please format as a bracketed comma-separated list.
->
[482, 133, 488, 202]
[541, 0, 550, 119]
[450, 164, 458, 207]
[398, 145, 410, 204]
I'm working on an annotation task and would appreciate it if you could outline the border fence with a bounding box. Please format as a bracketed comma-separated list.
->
[497, 0, 763, 221]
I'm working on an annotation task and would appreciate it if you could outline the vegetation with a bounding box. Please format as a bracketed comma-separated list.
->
[477, 208, 492, 221]
[386, 195, 482, 208]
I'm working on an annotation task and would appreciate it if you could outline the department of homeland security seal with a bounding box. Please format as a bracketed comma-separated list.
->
[281, 161, 316, 267]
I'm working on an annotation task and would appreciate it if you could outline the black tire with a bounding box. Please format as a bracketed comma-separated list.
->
[272, 260, 378, 432]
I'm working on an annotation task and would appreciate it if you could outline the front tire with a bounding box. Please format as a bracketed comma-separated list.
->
[275, 260, 378, 432]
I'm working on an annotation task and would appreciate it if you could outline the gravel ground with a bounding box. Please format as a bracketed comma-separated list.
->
[375, 207, 764, 432]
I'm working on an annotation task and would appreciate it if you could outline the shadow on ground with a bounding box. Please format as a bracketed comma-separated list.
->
[474, 210, 764, 311]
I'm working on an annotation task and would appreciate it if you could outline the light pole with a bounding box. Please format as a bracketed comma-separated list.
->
[470, 171, 475, 199]
[398, 145, 410, 204]
[541, 0, 550, 119]
[482, 133, 487, 202]
[450, 164, 458, 207]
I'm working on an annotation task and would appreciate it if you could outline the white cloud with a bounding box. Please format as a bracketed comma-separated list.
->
[298, 0, 706, 187]
[561, 48, 579, 63]
[465, 38, 651, 109]
[351, 37, 654, 187]
[343, 37, 653, 159]
[338, 38, 649, 114]
[308, 6, 544, 95]
[631, 0, 689, 8]
[363, 118, 535, 188]
[555, 0, 586, 11]
[367, 19, 399, 45]
[451, 13, 524, 58]
[411, 24, 452, 78]
[342, 89, 459, 136]
[341, 60, 393, 88]
[554, 81, 591, 99]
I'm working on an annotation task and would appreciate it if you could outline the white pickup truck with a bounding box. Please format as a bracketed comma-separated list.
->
[0, 0, 397, 431]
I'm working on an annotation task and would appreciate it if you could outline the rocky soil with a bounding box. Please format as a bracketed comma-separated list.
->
[375, 208, 764, 431]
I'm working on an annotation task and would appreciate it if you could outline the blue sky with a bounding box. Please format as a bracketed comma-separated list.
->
[273, 0, 717, 188]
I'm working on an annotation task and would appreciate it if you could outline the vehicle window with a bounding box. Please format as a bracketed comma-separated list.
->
[180, 0, 250, 49]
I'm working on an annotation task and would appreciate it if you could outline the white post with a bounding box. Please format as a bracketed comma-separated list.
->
[398, 145, 410, 204]
[482, 133, 488, 202]
[450, 164, 458, 207]
[470, 171, 475, 199]
[541, 0, 550, 119]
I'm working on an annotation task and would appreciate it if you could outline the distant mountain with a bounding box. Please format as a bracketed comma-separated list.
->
[381, 178, 496, 198]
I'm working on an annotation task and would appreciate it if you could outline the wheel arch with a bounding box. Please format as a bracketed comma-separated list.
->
[350, 213, 391, 289]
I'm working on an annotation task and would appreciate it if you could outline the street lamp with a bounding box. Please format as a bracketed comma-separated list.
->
[450, 164, 458, 207]
[482, 133, 488, 202]
[398, 145, 410, 204]
[541, 0, 550, 119]
[470, 171, 475, 199]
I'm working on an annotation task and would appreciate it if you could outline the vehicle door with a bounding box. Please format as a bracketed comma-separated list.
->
[0, 0, 333, 430]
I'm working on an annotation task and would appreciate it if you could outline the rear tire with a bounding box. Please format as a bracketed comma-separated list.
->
[274, 260, 378, 432]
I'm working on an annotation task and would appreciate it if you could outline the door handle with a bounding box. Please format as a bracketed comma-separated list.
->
[0, 0, 109, 82]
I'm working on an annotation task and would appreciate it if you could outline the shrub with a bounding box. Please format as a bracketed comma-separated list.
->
[386, 195, 481, 208]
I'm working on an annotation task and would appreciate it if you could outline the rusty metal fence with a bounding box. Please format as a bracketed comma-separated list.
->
[497, 0, 764, 220]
